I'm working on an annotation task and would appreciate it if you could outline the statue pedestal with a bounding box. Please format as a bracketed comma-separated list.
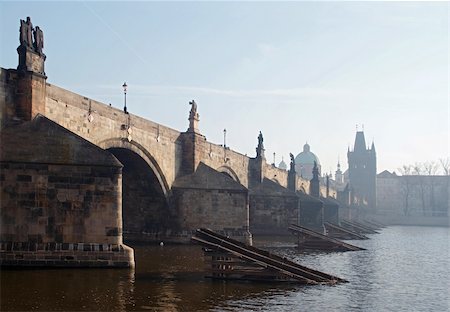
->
[187, 113, 200, 134]
[17, 45, 46, 77]
[14, 45, 47, 121]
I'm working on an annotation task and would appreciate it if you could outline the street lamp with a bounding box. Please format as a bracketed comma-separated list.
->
[223, 128, 227, 148]
[122, 82, 128, 114]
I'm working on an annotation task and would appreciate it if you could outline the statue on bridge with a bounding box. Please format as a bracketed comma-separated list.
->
[17, 17, 46, 76]
[33, 26, 44, 54]
[19, 17, 33, 49]
[189, 100, 198, 118]
[188, 100, 200, 133]
[19, 17, 44, 55]
[256, 131, 265, 159]
[289, 153, 296, 172]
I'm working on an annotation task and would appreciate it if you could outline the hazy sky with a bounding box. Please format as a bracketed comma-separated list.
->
[1, 1, 448, 175]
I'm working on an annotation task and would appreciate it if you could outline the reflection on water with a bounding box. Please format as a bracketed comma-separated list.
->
[1, 226, 449, 311]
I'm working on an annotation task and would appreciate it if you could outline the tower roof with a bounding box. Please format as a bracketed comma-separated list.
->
[295, 142, 320, 165]
[336, 160, 342, 174]
[354, 131, 367, 152]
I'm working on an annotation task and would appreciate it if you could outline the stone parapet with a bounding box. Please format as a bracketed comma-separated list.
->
[0, 242, 134, 268]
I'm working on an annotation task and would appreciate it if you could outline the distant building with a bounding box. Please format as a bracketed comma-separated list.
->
[278, 157, 287, 170]
[376, 170, 403, 215]
[347, 131, 377, 210]
[377, 170, 449, 217]
[331, 161, 348, 191]
[295, 143, 321, 180]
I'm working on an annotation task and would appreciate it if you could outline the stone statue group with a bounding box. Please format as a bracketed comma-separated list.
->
[19, 17, 44, 54]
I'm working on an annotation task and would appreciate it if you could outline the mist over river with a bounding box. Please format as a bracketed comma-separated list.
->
[1, 226, 449, 311]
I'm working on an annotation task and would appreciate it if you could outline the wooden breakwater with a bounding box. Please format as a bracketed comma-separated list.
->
[324, 222, 369, 240]
[191, 228, 347, 285]
[289, 224, 365, 252]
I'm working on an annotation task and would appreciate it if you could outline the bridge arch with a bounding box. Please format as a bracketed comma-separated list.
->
[217, 165, 241, 184]
[272, 178, 281, 185]
[98, 138, 169, 196]
[298, 185, 307, 193]
[98, 138, 172, 242]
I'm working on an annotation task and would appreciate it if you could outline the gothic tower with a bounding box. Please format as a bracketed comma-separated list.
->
[347, 131, 377, 210]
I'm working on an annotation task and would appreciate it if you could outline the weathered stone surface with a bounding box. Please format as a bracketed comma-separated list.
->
[172, 163, 249, 235]
[0, 242, 134, 268]
[321, 196, 340, 224]
[1, 114, 121, 167]
[0, 116, 134, 267]
[297, 191, 324, 233]
[250, 178, 299, 235]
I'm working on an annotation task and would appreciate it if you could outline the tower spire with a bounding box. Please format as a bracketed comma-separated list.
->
[310, 161, 320, 197]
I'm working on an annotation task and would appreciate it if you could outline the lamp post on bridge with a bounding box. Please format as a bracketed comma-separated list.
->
[122, 82, 128, 114]
[223, 128, 227, 148]
[223, 128, 228, 162]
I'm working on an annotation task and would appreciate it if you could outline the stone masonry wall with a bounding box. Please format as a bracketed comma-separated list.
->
[171, 188, 249, 235]
[3, 66, 340, 196]
[193, 140, 251, 187]
[0, 161, 134, 268]
[0, 242, 133, 268]
[0, 162, 123, 245]
[45, 83, 182, 189]
[249, 195, 299, 235]
[0, 68, 17, 128]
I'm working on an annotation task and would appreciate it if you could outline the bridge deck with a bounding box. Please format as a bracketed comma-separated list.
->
[192, 228, 346, 285]
[289, 224, 365, 252]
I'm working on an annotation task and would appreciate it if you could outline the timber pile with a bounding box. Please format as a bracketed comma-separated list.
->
[324, 222, 369, 240]
[191, 228, 346, 285]
[289, 224, 365, 252]
[341, 220, 379, 235]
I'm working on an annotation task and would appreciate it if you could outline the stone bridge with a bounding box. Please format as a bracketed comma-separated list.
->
[0, 18, 338, 268]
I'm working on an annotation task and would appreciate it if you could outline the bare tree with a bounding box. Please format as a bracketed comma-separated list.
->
[423, 161, 438, 175]
[439, 157, 450, 175]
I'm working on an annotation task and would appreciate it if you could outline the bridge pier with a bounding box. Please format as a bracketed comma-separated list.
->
[0, 116, 135, 268]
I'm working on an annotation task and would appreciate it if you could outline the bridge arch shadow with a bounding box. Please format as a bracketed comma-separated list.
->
[98, 138, 172, 244]
[217, 165, 241, 184]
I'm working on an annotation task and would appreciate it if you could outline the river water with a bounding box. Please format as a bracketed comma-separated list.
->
[1, 226, 449, 311]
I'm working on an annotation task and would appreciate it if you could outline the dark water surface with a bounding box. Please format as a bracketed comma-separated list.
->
[1, 226, 449, 311]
